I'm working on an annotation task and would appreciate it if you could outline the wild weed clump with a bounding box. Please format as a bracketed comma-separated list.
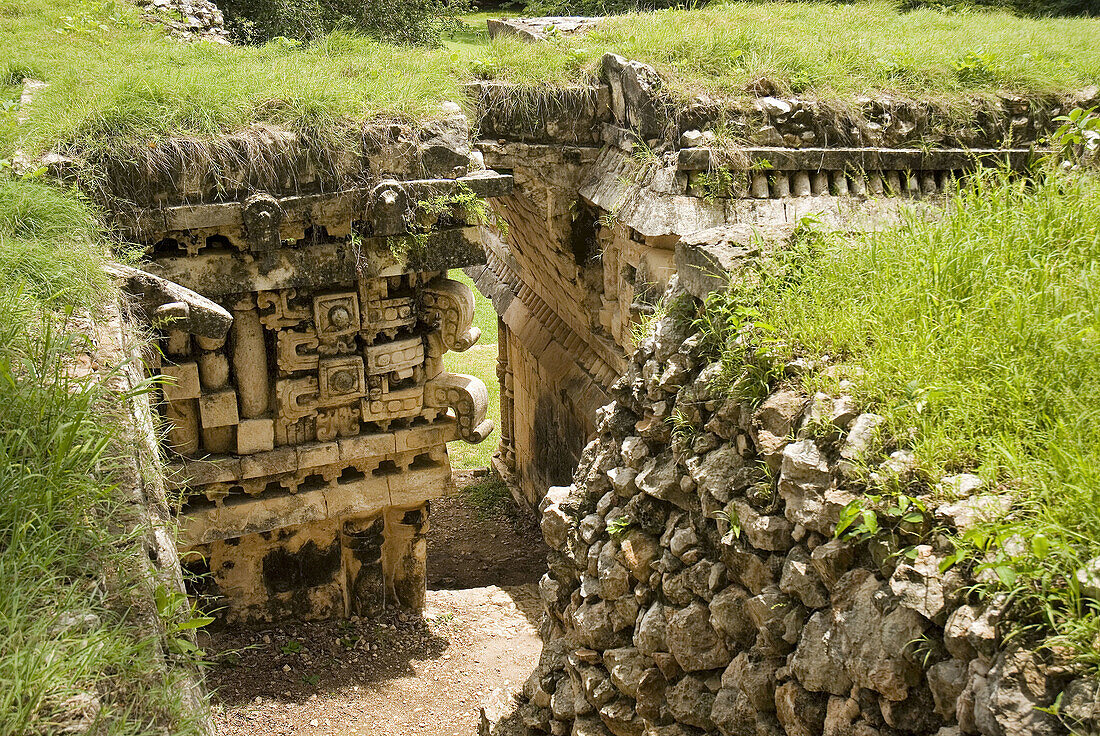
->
[0, 176, 206, 735]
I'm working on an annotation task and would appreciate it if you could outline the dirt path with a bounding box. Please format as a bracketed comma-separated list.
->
[206, 471, 549, 736]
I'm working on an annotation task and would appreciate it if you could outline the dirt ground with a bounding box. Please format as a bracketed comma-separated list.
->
[205, 470, 549, 736]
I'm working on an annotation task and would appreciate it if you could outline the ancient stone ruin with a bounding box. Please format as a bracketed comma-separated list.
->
[466, 55, 1050, 515]
[464, 57, 1099, 736]
[74, 44, 1100, 734]
[109, 118, 508, 622]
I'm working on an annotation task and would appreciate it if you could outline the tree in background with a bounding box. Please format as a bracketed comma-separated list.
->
[221, 0, 470, 46]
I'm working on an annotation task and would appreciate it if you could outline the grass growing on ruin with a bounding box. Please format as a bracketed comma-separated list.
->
[4, 0, 1100, 156]
[445, 269, 500, 470]
[590, 2, 1100, 99]
[698, 161, 1100, 665]
[0, 176, 206, 735]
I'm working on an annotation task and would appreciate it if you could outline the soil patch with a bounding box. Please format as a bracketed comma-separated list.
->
[428, 469, 549, 590]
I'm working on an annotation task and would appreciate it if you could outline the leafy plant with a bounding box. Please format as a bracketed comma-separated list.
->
[835, 492, 930, 562]
[606, 515, 634, 539]
[1050, 107, 1100, 162]
[154, 585, 215, 660]
[280, 639, 303, 655]
[696, 168, 734, 203]
[952, 48, 997, 85]
[417, 183, 509, 237]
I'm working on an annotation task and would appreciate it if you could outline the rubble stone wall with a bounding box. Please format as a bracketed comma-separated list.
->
[493, 269, 1098, 736]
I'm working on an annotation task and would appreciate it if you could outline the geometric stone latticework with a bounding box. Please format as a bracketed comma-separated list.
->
[137, 141, 511, 623]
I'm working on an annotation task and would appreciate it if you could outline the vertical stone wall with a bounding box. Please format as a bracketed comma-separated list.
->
[468, 143, 626, 506]
[109, 120, 510, 622]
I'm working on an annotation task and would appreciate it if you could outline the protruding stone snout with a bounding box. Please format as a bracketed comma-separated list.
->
[369, 180, 411, 237]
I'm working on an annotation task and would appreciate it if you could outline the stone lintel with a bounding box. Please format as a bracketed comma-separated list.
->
[675, 224, 793, 301]
[118, 170, 513, 242]
[144, 227, 487, 297]
[168, 419, 461, 489]
[177, 460, 450, 545]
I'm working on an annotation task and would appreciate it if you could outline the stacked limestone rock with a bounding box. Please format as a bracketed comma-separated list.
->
[487, 277, 1100, 736]
[137, 0, 228, 43]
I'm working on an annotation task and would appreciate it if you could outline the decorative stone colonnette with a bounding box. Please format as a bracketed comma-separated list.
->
[113, 121, 511, 622]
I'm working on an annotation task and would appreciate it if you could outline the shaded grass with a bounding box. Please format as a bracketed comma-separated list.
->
[444, 269, 500, 470]
[698, 162, 1100, 665]
[460, 474, 513, 518]
[3, 0, 1100, 156]
[0, 176, 204, 735]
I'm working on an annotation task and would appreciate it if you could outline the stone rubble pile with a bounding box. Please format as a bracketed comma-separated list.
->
[485, 277, 1100, 736]
[136, 0, 228, 43]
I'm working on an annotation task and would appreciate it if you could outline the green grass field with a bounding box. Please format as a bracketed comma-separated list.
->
[0, 176, 206, 736]
[4, 0, 1100, 156]
[444, 269, 500, 470]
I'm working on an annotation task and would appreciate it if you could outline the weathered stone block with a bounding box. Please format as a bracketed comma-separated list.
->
[161, 361, 200, 401]
[296, 441, 340, 470]
[236, 417, 274, 455]
[198, 388, 238, 428]
[240, 447, 295, 479]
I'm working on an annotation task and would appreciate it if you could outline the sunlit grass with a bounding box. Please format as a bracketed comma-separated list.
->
[444, 269, 499, 470]
[3, 0, 1100, 156]
[699, 162, 1100, 666]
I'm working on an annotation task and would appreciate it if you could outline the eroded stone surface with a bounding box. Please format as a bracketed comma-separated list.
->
[137, 134, 508, 623]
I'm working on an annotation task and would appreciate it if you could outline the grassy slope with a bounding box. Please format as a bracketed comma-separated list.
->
[444, 268, 500, 470]
[3, 0, 1100, 155]
[0, 177, 203, 736]
[593, 2, 1100, 98]
[699, 161, 1100, 665]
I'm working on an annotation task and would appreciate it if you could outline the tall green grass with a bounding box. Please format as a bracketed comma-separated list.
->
[698, 162, 1100, 664]
[0, 177, 204, 735]
[3, 0, 1100, 156]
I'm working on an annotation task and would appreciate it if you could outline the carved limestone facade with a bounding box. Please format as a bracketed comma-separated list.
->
[119, 121, 508, 622]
